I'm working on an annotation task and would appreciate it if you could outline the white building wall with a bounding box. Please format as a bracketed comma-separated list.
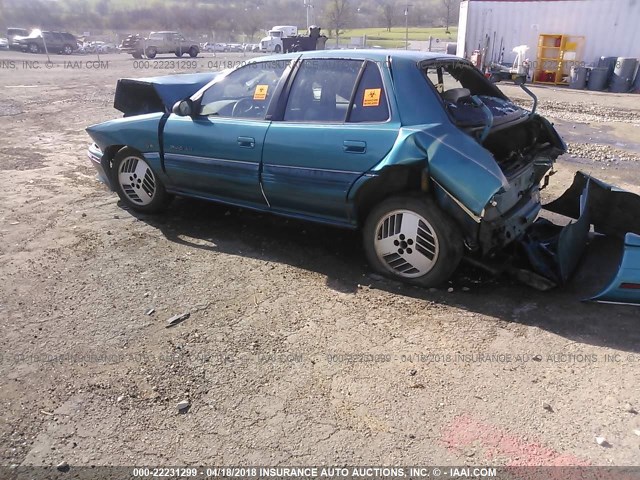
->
[456, 0, 640, 65]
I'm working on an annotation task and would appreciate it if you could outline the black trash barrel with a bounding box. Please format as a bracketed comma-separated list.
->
[587, 67, 609, 91]
[597, 56, 617, 81]
[569, 66, 588, 89]
[610, 57, 639, 93]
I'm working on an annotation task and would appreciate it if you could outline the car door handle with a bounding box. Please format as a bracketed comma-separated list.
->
[237, 136, 255, 148]
[343, 140, 367, 154]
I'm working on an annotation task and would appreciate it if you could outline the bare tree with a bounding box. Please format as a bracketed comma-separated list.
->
[441, 0, 459, 33]
[324, 0, 351, 47]
[381, 2, 395, 32]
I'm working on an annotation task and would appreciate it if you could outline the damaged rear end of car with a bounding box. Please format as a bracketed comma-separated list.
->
[406, 56, 640, 302]
[414, 57, 566, 256]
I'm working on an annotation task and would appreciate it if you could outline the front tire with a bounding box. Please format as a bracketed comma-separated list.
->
[145, 47, 157, 59]
[63, 44, 73, 55]
[274, 44, 282, 54]
[113, 148, 171, 213]
[28, 43, 39, 54]
[188, 46, 198, 58]
[363, 196, 463, 287]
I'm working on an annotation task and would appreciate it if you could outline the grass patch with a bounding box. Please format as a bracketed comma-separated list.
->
[339, 27, 457, 41]
[328, 27, 457, 49]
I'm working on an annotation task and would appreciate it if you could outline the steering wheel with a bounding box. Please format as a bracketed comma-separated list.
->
[231, 97, 258, 118]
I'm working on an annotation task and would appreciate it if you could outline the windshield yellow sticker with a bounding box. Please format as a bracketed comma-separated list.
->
[254, 85, 269, 100]
[363, 88, 381, 107]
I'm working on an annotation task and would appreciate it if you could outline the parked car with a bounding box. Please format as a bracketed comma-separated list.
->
[98, 42, 118, 53]
[201, 42, 221, 53]
[85, 50, 567, 287]
[118, 34, 144, 58]
[6, 27, 29, 49]
[13, 30, 79, 54]
[226, 43, 244, 52]
[0, 37, 8, 50]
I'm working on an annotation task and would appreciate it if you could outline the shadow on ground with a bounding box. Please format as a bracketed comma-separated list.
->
[126, 197, 640, 354]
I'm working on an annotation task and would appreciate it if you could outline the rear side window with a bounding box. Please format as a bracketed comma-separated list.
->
[348, 62, 390, 123]
[284, 59, 363, 122]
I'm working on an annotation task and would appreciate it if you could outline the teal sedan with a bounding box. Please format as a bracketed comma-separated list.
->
[86, 50, 566, 287]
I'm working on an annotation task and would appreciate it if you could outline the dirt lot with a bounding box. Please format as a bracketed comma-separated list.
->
[1, 51, 640, 469]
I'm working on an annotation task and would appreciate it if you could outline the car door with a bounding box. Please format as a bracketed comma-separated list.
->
[41, 32, 57, 52]
[168, 33, 181, 54]
[173, 33, 185, 54]
[261, 58, 400, 224]
[161, 60, 289, 205]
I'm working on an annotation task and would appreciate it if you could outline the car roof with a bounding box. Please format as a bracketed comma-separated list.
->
[261, 49, 462, 64]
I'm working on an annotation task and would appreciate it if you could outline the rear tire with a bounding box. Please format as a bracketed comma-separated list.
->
[132, 51, 143, 59]
[28, 43, 39, 54]
[112, 148, 171, 214]
[363, 196, 463, 287]
[175, 49, 184, 57]
[188, 46, 198, 58]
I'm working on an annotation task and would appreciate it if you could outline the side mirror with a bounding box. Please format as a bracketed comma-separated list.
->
[172, 99, 194, 117]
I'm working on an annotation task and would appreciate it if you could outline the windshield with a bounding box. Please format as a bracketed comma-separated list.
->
[269, 31, 282, 38]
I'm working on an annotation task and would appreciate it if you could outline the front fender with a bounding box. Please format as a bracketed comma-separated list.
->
[85, 113, 164, 153]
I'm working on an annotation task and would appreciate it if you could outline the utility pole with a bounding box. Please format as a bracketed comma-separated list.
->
[404, 4, 412, 50]
[304, 0, 313, 30]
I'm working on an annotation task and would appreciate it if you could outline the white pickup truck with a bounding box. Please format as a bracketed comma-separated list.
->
[259, 26, 298, 53]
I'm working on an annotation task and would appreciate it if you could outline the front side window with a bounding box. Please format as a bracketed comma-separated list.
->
[199, 61, 288, 118]
[284, 59, 363, 122]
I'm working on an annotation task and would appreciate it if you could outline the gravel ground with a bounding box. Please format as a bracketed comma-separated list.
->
[567, 143, 639, 163]
[507, 88, 640, 125]
[1, 51, 640, 470]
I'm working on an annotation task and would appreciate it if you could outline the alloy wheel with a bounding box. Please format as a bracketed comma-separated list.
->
[373, 209, 440, 278]
[117, 156, 157, 206]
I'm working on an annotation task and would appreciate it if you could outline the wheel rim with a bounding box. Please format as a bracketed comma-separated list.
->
[117, 156, 157, 206]
[64, 46, 72, 54]
[29, 44, 38, 53]
[373, 209, 440, 278]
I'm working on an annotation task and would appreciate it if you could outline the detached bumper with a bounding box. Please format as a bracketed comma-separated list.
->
[520, 171, 640, 306]
[87, 143, 113, 190]
[590, 233, 640, 306]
